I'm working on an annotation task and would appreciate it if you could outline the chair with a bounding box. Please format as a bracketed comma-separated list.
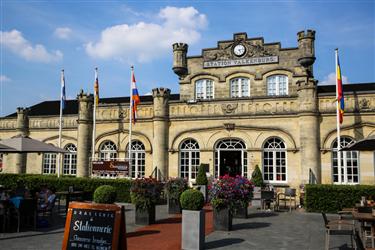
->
[260, 190, 275, 211]
[276, 188, 296, 212]
[322, 212, 355, 250]
[0, 200, 11, 232]
[16, 198, 37, 232]
[354, 229, 375, 250]
[357, 206, 374, 248]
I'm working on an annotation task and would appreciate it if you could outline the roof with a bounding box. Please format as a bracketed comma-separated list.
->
[317, 82, 375, 94]
[6, 94, 180, 117]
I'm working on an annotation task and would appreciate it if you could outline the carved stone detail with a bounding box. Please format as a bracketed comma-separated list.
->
[221, 103, 238, 114]
[224, 123, 235, 131]
[359, 98, 370, 110]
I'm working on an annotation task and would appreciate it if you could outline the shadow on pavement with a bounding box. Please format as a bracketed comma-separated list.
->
[232, 222, 271, 230]
[205, 238, 245, 249]
[126, 230, 160, 238]
[155, 217, 182, 225]
[247, 212, 279, 218]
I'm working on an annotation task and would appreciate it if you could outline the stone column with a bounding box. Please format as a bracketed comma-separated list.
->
[14, 107, 29, 173]
[76, 91, 93, 177]
[152, 88, 170, 180]
[297, 79, 320, 184]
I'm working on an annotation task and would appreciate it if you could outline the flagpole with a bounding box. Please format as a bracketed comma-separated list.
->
[128, 66, 133, 176]
[335, 49, 342, 184]
[92, 68, 98, 162]
[58, 69, 64, 178]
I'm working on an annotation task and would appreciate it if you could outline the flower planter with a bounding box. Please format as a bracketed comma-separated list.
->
[135, 205, 155, 225]
[182, 209, 205, 250]
[168, 198, 181, 214]
[213, 207, 232, 231]
[233, 202, 248, 218]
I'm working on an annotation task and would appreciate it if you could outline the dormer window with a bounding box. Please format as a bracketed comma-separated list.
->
[267, 75, 288, 96]
[196, 79, 214, 100]
[230, 77, 250, 98]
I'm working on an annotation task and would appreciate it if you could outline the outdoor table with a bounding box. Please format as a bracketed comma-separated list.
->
[56, 191, 85, 213]
[352, 211, 375, 248]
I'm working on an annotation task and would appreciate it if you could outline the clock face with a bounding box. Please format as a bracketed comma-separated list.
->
[233, 44, 246, 57]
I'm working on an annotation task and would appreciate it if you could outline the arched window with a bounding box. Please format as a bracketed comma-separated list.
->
[263, 137, 287, 182]
[267, 75, 288, 96]
[63, 143, 77, 175]
[42, 153, 57, 174]
[230, 77, 250, 98]
[128, 140, 146, 178]
[332, 137, 359, 184]
[180, 139, 200, 182]
[99, 141, 117, 160]
[196, 79, 214, 100]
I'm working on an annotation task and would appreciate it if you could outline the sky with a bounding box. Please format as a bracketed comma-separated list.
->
[0, 0, 374, 117]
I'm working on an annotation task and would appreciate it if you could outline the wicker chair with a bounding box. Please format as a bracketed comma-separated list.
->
[322, 212, 355, 250]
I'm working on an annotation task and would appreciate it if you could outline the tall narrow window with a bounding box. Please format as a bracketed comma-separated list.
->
[99, 141, 117, 160]
[196, 79, 214, 100]
[230, 78, 250, 97]
[43, 153, 57, 174]
[332, 137, 359, 184]
[63, 144, 77, 175]
[267, 75, 288, 96]
[128, 140, 146, 178]
[179, 139, 200, 183]
[263, 137, 287, 182]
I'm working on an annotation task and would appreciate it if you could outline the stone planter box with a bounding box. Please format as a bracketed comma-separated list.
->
[196, 185, 207, 203]
[213, 207, 232, 231]
[233, 202, 248, 218]
[135, 205, 155, 225]
[168, 198, 181, 214]
[182, 209, 205, 250]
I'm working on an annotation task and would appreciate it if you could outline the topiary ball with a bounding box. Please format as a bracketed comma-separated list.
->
[180, 189, 204, 211]
[93, 185, 117, 204]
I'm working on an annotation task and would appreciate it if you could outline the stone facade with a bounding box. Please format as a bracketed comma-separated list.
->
[0, 30, 374, 190]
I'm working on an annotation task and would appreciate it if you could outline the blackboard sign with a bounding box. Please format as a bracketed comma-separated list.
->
[62, 202, 126, 250]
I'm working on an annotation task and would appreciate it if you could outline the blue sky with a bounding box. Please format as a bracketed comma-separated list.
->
[1, 0, 374, 116]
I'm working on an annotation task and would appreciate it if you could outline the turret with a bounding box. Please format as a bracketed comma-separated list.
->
[172, 43, 188, 78]
[16, 107, 29, 136]
[297, 30, 316, 77]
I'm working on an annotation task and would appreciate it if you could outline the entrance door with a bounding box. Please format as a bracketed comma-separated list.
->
[219, 150, 242, 177]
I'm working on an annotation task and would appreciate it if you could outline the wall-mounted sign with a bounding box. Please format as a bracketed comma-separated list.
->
[62, 202, 126, 250]
[92, 160, 129, 176]
[203, 56, 278, 68]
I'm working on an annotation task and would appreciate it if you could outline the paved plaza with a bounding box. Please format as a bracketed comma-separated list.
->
[0, 204, 354, 250]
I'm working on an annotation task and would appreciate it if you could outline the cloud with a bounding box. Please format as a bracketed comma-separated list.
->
[54, 27, 72, 40]
[0, 29, 63, 63]
[320, 72, 349, 85]
[0, 75, 11, 83]
[85, 6, 207, 63]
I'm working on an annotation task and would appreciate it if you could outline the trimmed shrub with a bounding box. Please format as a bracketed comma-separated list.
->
[0, 174, 132, 202]
[165, 178, 188, 200]
[305, 184, 375, 213]
[250, 165, 264, 187]
[93, 185, 117, 204]
[180, 189, 204, 211]
[196, 164, 208, 186]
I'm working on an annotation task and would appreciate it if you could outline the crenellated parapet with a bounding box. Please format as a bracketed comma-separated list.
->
[172, 43, 188, 79]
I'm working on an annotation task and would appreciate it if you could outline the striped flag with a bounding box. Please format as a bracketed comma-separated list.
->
[94, 68, 99, 106]
[131, 68, 140, 123]
[337, 53, 344, 124]
[61, 70, 66, 110]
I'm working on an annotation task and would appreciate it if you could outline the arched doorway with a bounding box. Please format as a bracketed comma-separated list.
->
[214, 138, 247, 178]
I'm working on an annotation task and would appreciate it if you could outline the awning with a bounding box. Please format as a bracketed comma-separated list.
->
[341, 135, 375, 151]
[0, 135, 68, 153]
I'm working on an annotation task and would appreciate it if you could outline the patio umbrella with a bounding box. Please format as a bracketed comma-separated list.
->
[341, 135, 375, 151]
[0, 142, 16, 152]
[0, 135, 67, 153]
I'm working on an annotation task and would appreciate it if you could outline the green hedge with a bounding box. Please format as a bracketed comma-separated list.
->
[0, 174, 132, 202]
[305, 184, 375, 213]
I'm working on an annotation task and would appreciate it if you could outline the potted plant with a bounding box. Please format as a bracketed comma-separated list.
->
[232, 175, 253, 218]
[93, 185, 117, 204]
[165, 178, 188, 214]
[208, 175, 236, 231]
[195, 163, 209, 202]
[250, 165, 264, 207]
[180, 189, 205, 250]
[130, 178, 162, 225]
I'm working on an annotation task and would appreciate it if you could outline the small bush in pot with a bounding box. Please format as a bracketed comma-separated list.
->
[93, 185, 117, 204]
[251, 165, 264, 188]
[196, 164, 208, 186]
[180, 189, 204, 211]
[165, 178, 188, 214]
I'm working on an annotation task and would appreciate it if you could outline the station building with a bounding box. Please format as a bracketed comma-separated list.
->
[0, 30, 374, 189]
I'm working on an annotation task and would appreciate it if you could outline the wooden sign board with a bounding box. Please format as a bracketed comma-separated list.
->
[62, 202, 126, 250]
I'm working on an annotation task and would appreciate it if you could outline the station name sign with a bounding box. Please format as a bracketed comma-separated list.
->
[203, 56, 278, 68]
